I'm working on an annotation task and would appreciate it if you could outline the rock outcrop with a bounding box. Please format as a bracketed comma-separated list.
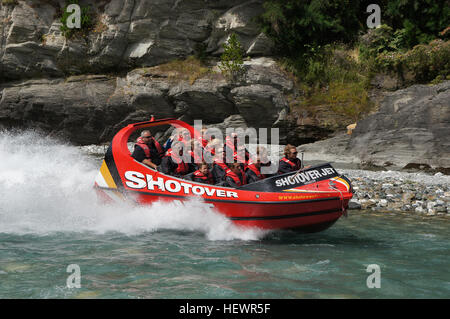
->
[0, 0, 297, 145]
[0, 0, 272, 82]
[0, 57, 293, 144]
[300, 81, 450, 170]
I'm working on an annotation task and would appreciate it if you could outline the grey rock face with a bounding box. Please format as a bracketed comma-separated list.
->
[349, 81, 450, 169]
[0, 0, 271, 82]
[0, 76, 117, 144]
[230, 84, 287, 128]
[300, 81, 450, 170]
[0, 57, 293, 144]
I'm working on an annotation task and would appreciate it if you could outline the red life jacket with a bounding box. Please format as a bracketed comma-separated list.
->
[246, 163, 265, 180]
[165, 148, 189, 175]
[199, 136, 208, 147]
[281, 157, 301, 170]
[151, 137, 164, 156]
[225, 168, 247, 187]
[213, 160, 229, 172]
[136, 136, 164, 157]
[225, 136, 249, 164]
[193, 170, 213, 184]
[136, 137, 151, 158]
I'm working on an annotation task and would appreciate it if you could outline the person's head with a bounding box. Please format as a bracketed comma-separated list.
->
[256, 146, 268, 164]
[251, 155, 261, 168]
[199, 162, 209, 175]
[284, 144, 298, 160]
[141, 130, 153, 143]
[229, 162, 241, 174]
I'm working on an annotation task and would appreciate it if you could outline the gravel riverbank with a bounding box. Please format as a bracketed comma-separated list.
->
[341, 169, 450, 216]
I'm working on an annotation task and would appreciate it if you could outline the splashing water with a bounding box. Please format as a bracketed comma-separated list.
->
[0, 130, 266, 240]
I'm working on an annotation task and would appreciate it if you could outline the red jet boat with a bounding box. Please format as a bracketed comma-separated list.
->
[94, 118, 353, 232]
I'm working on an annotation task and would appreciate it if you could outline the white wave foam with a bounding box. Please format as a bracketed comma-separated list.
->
[0, 130, 266, 241]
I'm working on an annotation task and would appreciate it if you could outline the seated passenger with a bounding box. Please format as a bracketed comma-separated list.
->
[131, 130, 164, 169]
[159, 146, 190, 177]
[224, 133, 249, 163]
[192, 162, 214, 185]
[245, 157, 265, 184]
[278, 144, 302, 174]
[188, 139, 203, 172]
[211, 147, 229, 184]
[224, 162, 247, 188]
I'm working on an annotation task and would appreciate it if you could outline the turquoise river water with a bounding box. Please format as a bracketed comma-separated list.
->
[0, 131, 448, 298]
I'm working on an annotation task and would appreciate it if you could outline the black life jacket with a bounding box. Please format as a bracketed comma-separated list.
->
[246, 163, 265, 180]
[280, 157, 301, 171]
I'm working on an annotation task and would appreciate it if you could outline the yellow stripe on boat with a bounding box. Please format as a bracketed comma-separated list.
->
[333, 177, 350, 191]
[283, 189, 333, 193]
[99, 160, 117, 189]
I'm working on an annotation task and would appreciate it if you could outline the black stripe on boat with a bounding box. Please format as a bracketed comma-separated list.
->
[229, 208, 341, 220]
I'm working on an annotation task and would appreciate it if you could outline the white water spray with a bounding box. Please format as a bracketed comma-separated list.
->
[0, 130, 266, 240]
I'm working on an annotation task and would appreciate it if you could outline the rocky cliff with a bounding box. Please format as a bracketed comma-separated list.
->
[301, 81, 450, 170]
[0, 0, 301, 144]
[0, 0, 273, 80]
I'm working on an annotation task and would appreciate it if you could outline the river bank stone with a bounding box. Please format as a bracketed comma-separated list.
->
[343, 168, 450, 216]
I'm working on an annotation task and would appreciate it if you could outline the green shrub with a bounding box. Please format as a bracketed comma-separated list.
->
[1, 0, 18, 5]
[404, 39, 450, 82]
[383, 0, 450, 47]
[259, 0, 363, 60]
[373, 39, 450, 83]
[218, 33, 245, 81]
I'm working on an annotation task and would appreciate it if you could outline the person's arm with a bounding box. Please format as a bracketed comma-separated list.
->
[142, 159, 158, 169]
[163, 136, 174, 152]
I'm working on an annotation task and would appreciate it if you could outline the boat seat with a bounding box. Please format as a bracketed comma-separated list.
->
[183, 172, 195, 181]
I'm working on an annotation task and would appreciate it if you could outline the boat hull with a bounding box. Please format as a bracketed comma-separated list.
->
[95, 185, 349, 231]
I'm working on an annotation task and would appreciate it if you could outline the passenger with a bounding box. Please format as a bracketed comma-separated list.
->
[245, 156, 265, 184]
[131, 130, 164, 169]
[224, 162, 247, 188]
[204, 138, 220, 159]
[278, 144, 302, 174]
[164, 128, 191, 151]
[192, 162, 214, 185]
[159, 145, 190, 177]
[188, 139, 203, 172]
[211, 147, 229, 184]
[224, 133, 249, 163]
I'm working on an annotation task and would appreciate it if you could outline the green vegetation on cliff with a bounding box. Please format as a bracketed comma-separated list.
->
[259, 0, 450, 122]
